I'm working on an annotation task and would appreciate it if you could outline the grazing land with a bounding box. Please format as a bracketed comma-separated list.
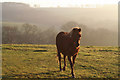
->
[2, 44, 119, 78]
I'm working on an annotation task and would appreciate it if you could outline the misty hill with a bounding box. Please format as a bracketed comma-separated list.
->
[2, 2, 117, 32]
[2, 2, 118, 46]
[2, 2, 70, 30]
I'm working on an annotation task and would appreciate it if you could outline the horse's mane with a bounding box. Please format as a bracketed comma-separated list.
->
[69, 27, 81, 37]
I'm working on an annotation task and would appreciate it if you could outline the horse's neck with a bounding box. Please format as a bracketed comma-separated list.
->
[68, 31, 73, 37]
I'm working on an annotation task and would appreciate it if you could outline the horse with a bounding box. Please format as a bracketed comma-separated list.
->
[56, 27, 82, 78]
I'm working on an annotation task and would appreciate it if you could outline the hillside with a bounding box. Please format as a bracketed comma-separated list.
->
[1, 2, 118, 46]
[2, 2, 117, 32]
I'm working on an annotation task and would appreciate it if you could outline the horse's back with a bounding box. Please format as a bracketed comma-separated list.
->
[56, 32, 78, 56]
[56, 32, 68, 43]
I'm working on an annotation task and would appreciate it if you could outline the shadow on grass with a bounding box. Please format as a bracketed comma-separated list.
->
[83, 54, 91, 56]
[2, 48, 11, 50]
[14, 46, 47, 49]
[79, 64, 99, 71]
[98, 50, 119, 52]
[33, 50, 48, 52]
[2, 70, 70, 78]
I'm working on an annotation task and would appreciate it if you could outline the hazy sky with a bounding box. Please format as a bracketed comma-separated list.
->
[1, 0, 119, 7]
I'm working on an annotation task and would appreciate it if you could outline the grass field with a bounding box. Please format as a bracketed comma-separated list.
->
[2, 44, 119, 78]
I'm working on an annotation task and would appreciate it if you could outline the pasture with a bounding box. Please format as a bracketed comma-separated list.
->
[2, 44, 119, 78]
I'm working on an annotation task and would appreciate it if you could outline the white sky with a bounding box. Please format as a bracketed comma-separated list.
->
[1, 0, 120, 7]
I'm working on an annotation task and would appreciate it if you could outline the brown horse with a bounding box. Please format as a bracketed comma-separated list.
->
[56, 27, 82, 78]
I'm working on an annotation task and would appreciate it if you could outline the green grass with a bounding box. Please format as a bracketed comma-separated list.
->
[2, 44, 119, 78]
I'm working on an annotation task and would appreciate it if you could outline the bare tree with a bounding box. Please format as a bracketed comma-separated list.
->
[61, 21, 79, 31]
[2, 26, 19, 44]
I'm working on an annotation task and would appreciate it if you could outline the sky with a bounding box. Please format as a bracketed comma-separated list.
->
[1, 0, 120, 7]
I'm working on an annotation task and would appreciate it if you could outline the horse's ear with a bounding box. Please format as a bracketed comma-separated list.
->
[78, 28, 81, 32]
[73, 28, 76, 30]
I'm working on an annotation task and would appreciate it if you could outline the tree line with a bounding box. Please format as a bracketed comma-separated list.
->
[2, 21, 118, 46]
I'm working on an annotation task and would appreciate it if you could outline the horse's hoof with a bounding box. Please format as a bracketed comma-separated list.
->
[60, 69, 62, 71]
[72, 74, 75, 78]
[72, 75, 75, 78]
[63, 67, 65, 71]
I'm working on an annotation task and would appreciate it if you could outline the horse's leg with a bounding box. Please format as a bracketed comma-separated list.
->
[63, 55, 66, 71]
[68, 56, 75, 78]
[72, 54, 77, 77]
[73, 54, 77, 65]
[57, 52, 62, 71]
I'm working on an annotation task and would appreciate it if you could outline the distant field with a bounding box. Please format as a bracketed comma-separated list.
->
[2, 44, 119, 78]
[1, 22, 23, 27]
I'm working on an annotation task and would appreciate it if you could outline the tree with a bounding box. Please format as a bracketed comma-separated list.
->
[61, 21, 79, 32]
[2, 26, 20, 44]
[21, 23, 38, 44]
[40, 26, 57, 44]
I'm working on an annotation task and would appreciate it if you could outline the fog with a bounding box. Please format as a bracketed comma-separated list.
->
[1, 2, 118, 46]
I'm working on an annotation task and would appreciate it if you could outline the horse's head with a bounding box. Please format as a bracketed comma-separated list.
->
[70, 27, 82, 47]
